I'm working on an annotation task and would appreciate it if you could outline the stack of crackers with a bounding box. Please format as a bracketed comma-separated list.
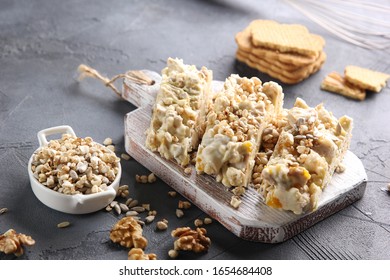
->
[235, 20, 326, 84]
[321, 66, 390, 101]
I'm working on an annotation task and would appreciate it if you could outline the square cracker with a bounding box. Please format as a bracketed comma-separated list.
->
[236, 50, 324, 84]
[321, 72, 366, 101]
[237, 49, 326, 80]
[344, 65, 390, 93]
[235, 26, 319, 66]
[249, 20, 325, 57]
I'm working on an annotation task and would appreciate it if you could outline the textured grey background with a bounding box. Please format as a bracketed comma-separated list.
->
[0, 0, 389, 260]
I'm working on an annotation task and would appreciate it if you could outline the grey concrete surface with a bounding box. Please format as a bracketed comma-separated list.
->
[0, 0, 389, 260]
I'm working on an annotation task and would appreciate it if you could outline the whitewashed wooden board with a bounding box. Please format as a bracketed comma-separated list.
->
[123, 71, 367, 243]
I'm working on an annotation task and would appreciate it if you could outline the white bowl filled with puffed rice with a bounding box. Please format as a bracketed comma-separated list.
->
[28, 125, 122, 214]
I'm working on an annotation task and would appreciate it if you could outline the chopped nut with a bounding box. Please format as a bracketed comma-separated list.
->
[106, 145, 115, 152]
[120, 190, 129, 198]
[176, 209, 184, 218]
[148, 210, 157, 216]
[110, 201, 118, 208]
[0, 229, 35, 257]
[125, 198, 134, 206]
[184, 167, 192, 174]
[203, 217, 212, 225]
[103, 138, 113, 146]
[162, 218, 168, 224]
[114, 204, 122, 215]
[105, 205, 112, 212]
[387, 183, 390, 192]
[171, 227, 211, 253]
[126, 211, 139, 217]
[57, 221, 70, 228]
[232, 186, 245, 196]
[178, 200, 191, 209]
[168, 191, 177, 197]
[110, 217, 147, 249]
[168, 249, 179, 259]
[128, 200, 138, 208]
[335, 163, 346, 173]
[137, 220, 145, 226]
[131, 206, 145, 213]
[121, 153, 131, 161]
[119, 203, 129, 212]
[117, 185, 129, 198]
[194, 219, 203, 227]
[156, 221, 168, 231]
[141, 175, 148, 184]
[135, 175, 141, 183]
[147, 173, 157, 183]
[145, 215, 155, 224]
[230, 196, 242, 209]
[119, 185, 129, 191]
[142, 204, 151, 211]
[128, 248, 157, 260]
[0, 208, 8, 215]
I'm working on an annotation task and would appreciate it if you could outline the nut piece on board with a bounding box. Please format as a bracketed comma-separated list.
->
[110, 217, 147, 249]
[178, 200, 191, 209]
[171, 227, 211, 254]
[0, 229, 35, 257]
[128, 248, 157, 260]
[230, 196, 242, 209]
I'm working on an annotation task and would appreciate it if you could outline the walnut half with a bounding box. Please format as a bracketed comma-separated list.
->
[0, 229, 35, 257]
[128, 248, 157, 260]
[171, 227, 211, 253]
[110, 217, 147, 249]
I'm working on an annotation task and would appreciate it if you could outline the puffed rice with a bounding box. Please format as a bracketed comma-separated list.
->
[30, 134, 120, 195]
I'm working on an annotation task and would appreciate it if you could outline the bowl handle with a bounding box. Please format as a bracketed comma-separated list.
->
[37, 125, 76, 147]
[74, 188, 117, 208]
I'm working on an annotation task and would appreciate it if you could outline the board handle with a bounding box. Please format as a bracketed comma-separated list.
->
[122, 70, 161, 108]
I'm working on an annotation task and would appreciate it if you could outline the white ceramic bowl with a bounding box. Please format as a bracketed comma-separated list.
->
[28, 125, 121, 214]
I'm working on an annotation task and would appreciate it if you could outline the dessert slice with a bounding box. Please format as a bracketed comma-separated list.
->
[145, 58, 212, 166]
[260, 98, 353, 214]
[196, 75, 284, 188]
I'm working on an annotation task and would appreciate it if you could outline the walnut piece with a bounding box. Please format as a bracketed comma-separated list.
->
[128, 248, 157, 260]
[171, 227, 211, 254]
[110, 217, 147, 249]
[0, 229, 35, 257]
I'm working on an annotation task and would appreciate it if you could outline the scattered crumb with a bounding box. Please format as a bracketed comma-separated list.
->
[203, 217, 212, 225]
[121, 153, 131, 160]
[168, 191, 177, 197]
[184, 167, 192, 174]
[103, 138, 112, 146]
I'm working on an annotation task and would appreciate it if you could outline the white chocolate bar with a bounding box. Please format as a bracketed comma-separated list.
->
[196, 75, 284, 188]
[145, 58, 212, 166]
[260, 98, 353, 214]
